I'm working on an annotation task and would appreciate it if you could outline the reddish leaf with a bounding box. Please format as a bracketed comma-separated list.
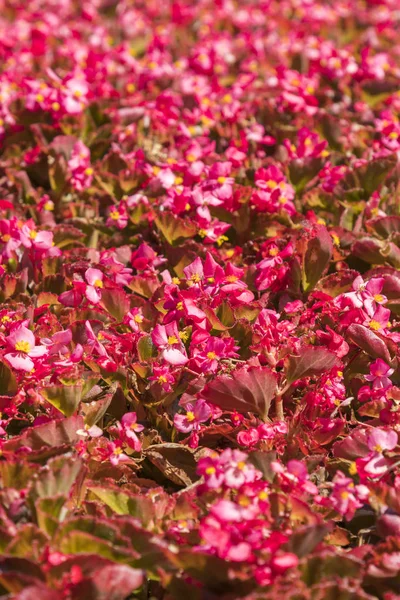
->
[285, 347, 339, 385]
[72, 565, 143, 600]
[201, 366, 277, 420]
[2, 415, 84, 452]
[332, 428, 369, 461]
[346, 323, 392, 362]
[302, 225, 333, 292]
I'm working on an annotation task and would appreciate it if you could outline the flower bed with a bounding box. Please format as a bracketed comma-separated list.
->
[0, 0, 400, 598]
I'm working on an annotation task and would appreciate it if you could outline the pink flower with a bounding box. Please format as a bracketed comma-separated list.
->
[183, 257, 204, 285]
[191, 335, 239, 373]
[20, 226, 54, 251]
[106, 204, 128, 229]
[149, 365, 175, 392]
[120, 412, 144, 451]
[220, 449, 259, 489]
[340, 276, 387, 312]
[151, 322, 188, 365]
[365, 359, 394, 390]
[367, 428, 398, 453]
[5, 325, 48, 371]
[77, 424, 103, 438]
[174, 399, 212, 433]
[197, 455, 225, 489]
[104, 441, 130, 466]
[68, 141, 93, 191]
[85, 268, 104, 304]
[363, 304, 391, 333]
[330, 471, 369, 520]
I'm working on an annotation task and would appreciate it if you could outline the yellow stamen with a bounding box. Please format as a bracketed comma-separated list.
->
[15, 340, 31, 353]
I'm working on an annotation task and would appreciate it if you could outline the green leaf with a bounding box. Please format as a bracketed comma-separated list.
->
[0, 460, 39, 490]
[6, 524, 49, 560]
[155, 213, 197, 246]
[100, 288, 131, 322]
[33, 454, 85, 498]
[41, 384, 82, 417]
[137, 334, 156, 362]
[57, 531, 135, 563]
[87, 486, 154, 524]
[36, 496, 68, 536]
[0, 360, 18, 396]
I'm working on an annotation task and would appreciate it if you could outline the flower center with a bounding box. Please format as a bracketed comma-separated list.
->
[369, 320, 381, 331]
[225, 274, 238, 283]
[374, 444, 383, 453]
[186, 411, 195, 422]
[237, 461, 246, 470]
[1, 234, 10, 242]
[269, 247, 279, 256]
[158, 375, 167, 384]
[109, 210, 120, 220]
[238, 495, 251, 507]
[374, 294, 384, 303]
[15, 340, 31, 353]
[167, 335, 179, 345]
[30, 230, 37, 240]
[205, 466, 216, 475]
[206, 351, 217, 360]
[94, 279, 103, 288]
[217, 176, 226, 184]
[190, 273, 201, 283]
[179, 330, 189, 342]
[349, 462, 357, 475]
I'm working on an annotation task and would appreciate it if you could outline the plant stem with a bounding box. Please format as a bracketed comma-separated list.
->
[275, 394, 284, 421]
